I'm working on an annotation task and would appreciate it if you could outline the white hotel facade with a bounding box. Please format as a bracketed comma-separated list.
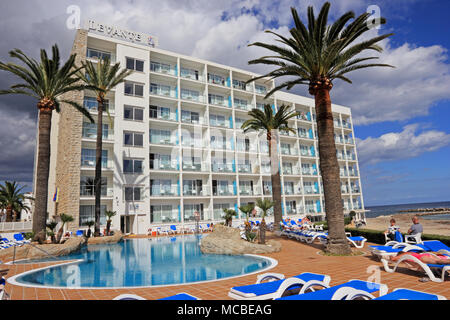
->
[42, 21, 365, 235]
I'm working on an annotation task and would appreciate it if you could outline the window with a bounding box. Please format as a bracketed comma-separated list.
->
[79, 205, 107, 226]
[209, 114, 226, 127]
[151, 205, 177, 223]
[207, 73, 225, 86]
[124, 105, 144, 121]
[80, 177, 107, 196]
[124, 82, 144, 97]
[181, 68, 199, 80]
[150, 105, 171, 120]
[124, 186, 142, 202]
[181, 110, 200, 124]
[124, 132, 144, 147]
[87, 48, 111, 61]
[81, 149, 108, 168]
[123, 159, 143, 174]
[181, 89, 200, 101]
[126, 57, 144, 72]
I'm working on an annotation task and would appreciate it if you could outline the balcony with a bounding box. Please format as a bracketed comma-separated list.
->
[236, 143, 258, 153]
[213, 188, 234, 196]
[209, 119, 231, 129]
[211, 163, 235, 173]
[181, 139, 204, 148]
[86, 48, 116, 64]
[150, 108, 177, 122]
[180, 68, 203, 82]
[208, 95, 229, 108]
[150, 133, 177, 146]
[82, 127, 114, 141]
[237, 164, 252, 174]
[181, 90, 205, 103]
[150, 61, 177, 76]
[345, 137, 354, 144]
[80, 186, 113, 198]
[300, 149, 315, 157]
[150, 186, 179, 197]
[183, 188, 210, 197]
[239, 189, 256, 196]
[182, 163, 205, 172]
[233, 80, 253, 93]
[255, 85, 267, 95]
[208, 74, 228, 87]
[150, 84, 177, 98]
[303, 187, 320, 195]
[234, 99, 253, 111]
[81, 157, 113, 170]
[302, 168, 318, 176]
[281, 148, 299, 156]
[283, 167, 300, 175]
[83, 97, 115, 114]
[150, 160, 178, 171]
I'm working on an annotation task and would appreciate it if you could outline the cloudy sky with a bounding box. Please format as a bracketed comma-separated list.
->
[0, 0, 449, 206]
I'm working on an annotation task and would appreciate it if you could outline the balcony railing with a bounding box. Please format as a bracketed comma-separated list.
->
[302, 168, 318, 176]
[182, 163, 206, 172]
[213, 188, 234, 196]
[150, 85, 177, 98]
[211, 164, 235, 173]
[81, 157, 113, 169]
[83, 99, 115, 114]
[150, 161, 178, 171]
[80, 187, 113, 197]
[303, 187, 320, 195]
[150, 136, 177, 146]
[150, 62, 177, 76]
[234, 101, 253, 111]
[82, 128, 114, 141]
[237, 164, 252, 173]
[181, 92, 205, 103]
[281, 148, 299, 156]
[150, 186, 179, 197]
[183, 188, 210, 196]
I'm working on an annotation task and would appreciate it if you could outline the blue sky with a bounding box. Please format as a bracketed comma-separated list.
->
[0, 0, 449, 207]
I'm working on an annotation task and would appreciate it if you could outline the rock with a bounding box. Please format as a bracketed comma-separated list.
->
[87, 230, 123, 245]
[0, 237, 86, 263]
[200, 224, 281, 255]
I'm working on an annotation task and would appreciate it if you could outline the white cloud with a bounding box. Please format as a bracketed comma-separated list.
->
[356, 124, 450, 165]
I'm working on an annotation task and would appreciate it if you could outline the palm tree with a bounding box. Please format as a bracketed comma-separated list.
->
[222, 208, 237, 227]
[0, 181, 31, 222]
[246, 2, 394, 254]
[86, 220, 95, 238]
[46, 220, 58, 243]
[239, 203, 255, 239]
[105, 210, 116, 236]
[56, 213, 74, 243]
[77, 57, 132, 237]
[256, 198, 274, 245]
[241, 105, 299, 230]
[0, 45, 94, 243]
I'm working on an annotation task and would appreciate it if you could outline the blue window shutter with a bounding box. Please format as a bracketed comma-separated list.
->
[235, 203, 238, 215]
[233, 181, 237, 195]
[175, 86, 178, 99]
[177, 156, 180, 170]
[229, 116, 233, 129]
[230, 137, 235, 150]
[178, 205, 181, 221]
[316, 200, 321, 213]
[314, 182, 319, 193]
[226, 77, 231, 87]
[307, 112, 311, 121]
[228, 96, 232, 107]
[175, 108, 179, 121]
[177, 180, 180, 196]
[232, 159, 236, 172]
[176, 132, 179, 145]
[309, 129, 313, 139]
[174, 64, 178, 76]
[312, 164, 317, 174]
[310, 145, 315, 156]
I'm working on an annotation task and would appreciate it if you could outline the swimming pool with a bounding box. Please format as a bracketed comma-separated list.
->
[8, 235, 276, 289]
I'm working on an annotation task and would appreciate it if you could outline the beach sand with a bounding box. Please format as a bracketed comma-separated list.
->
[365, 213, 450, 237]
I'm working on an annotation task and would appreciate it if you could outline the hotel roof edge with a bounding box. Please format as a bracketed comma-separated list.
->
[83, 28, 352, 115]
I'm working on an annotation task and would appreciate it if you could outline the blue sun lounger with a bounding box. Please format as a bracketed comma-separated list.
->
[275, 280, 388, 300]
[159, 293, 199, 300]
[373, 289, 446, 300]
[228, 272, 331, 300]
[422, 240, 450, 255]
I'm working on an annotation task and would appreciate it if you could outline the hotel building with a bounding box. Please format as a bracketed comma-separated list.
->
[42, 21, 365, 234]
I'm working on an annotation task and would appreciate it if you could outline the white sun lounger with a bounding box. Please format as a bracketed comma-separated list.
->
[381, 253, 450, 283]
[228, 272, 331, 300]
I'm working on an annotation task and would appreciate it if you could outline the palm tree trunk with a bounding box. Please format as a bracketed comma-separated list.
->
[33, 108, 53, 243]
[94, 99, 104, 237]
[268, 130, 283, 232]
[259, 218, 266, 244]
[5, 206, 12, 222]
[314, 88, 351, 255]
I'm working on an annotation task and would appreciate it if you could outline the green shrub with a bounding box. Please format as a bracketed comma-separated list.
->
[23, 232, 34, 240]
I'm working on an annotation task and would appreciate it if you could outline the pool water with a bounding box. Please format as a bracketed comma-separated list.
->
[12, 235, 274, 288]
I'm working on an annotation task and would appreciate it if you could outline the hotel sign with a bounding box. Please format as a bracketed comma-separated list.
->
[85, 19, 158, 47]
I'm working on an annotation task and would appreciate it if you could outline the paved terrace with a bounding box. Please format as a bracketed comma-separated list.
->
[1, 233, 449, 300]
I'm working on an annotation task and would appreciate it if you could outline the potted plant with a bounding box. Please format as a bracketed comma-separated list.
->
[222, 208, 236, 227]
[86, 220, 95, 238]
[56, 213, 74, 243]
[46, 220, 58, 244]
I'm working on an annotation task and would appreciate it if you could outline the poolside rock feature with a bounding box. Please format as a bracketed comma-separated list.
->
[87, 230, 123, 245]
[200, 224, 281, 255]
[0, 237, 86, 262]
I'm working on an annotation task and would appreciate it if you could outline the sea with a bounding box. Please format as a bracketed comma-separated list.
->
[365, 201, 450, 221]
